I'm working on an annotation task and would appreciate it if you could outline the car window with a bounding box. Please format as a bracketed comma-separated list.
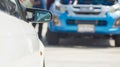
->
[0, 0, 8, 12]
[60, 0, 116, 6]
[0, 0, 24, 19]
[19, 0, 33, 8]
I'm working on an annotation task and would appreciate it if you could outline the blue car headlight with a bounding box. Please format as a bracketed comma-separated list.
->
[109, 4, 120, 13]
[54, 2, 66, 13]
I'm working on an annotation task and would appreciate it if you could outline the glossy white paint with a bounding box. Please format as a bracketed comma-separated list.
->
[0, 11, 44, 67]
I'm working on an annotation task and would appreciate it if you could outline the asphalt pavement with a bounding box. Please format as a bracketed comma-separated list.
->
[37, 23, 120, 67]
[45, 38, 120, 67]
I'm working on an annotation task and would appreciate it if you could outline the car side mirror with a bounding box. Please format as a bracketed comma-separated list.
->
[26, 8, 52, 23]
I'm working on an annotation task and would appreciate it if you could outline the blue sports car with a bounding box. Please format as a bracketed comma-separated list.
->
[46, 0, 120, 47]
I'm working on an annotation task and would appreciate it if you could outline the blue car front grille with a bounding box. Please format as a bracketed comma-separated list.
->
[73, 11, 101, 15]
[66, 19, 107, 26]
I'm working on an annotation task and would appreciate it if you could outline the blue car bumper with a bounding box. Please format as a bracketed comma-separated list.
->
[49, 25, 120, 34]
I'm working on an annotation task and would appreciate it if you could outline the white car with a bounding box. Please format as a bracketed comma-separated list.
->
[0, 0, 52, 67]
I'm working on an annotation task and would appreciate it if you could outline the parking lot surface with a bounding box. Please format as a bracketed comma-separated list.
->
[45, 38, 120, 67]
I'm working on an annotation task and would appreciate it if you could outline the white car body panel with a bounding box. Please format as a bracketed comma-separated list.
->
[0, 11, 44, 67]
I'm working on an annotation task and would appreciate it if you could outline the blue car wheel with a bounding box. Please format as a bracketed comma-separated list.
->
[46, 29, 59, 45]
[113, 35, 120, 47]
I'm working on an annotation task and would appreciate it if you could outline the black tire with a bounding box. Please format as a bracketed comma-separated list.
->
[46, 29, 59, 45]
[113, 35, 120, 47]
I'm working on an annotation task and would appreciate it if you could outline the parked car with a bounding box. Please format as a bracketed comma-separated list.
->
[46, 0, 120, 47]
[0, 0, 52, 67]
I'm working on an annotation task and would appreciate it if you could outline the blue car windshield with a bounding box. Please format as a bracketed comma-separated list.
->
[60, 0, 116, 6]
